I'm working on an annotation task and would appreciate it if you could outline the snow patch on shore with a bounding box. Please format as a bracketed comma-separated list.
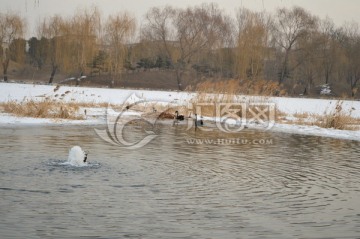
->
[0, 82, 359, 141]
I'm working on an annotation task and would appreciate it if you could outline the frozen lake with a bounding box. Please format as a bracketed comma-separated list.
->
[0, 125, 360, 238]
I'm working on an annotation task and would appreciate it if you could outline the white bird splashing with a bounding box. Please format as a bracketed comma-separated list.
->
[67, 146, 88, 166]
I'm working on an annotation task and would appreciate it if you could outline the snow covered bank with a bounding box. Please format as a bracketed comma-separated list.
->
[272, 97, 360, 117]
[0, 82, 193, 105]
[1, 82, 359, 117]
[0, 82, 359, 141]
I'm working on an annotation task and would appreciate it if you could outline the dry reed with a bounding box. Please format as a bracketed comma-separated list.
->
[1, 100, 86, 120]
[192, 78, 283, 96]
[314, 101, 359, 130]
[277, 101, 360, 130]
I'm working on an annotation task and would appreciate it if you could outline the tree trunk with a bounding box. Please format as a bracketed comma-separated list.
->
[325, 70, 329, 84]
[2, 59, 10, 82]
[351, 77, 359, 98]
[76, 71, 83, 86]
[49, 65, 57, 84]
[279, 51, 289, 85]
[176, 69, 183, 91]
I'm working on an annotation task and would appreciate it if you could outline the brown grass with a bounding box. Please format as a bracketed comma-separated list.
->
[189, 86, 275, 119]
[314, 101, 359, 130]
[155, 105, 190, 119]
[187, 78, 282, 118]
[158, 111, 175, 119]
[275, 109, 288, 122]
[293, 112, 310, 119]
[192, 78, 284, 96]
[317, 114, 358, 130]
[1, 100, 86, 120]
[277, 101, 360, 130]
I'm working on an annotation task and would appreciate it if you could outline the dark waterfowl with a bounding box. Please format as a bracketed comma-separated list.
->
[175, 111, 185, 121]
[194, 113, 204, 130]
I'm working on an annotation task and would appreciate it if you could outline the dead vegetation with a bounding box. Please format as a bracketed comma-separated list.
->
[188, 79, 277, 119]
[189, 84, 360, 131]
[277, 101, 360, 130]
[190, 79, 284, 96]
[315, 101, 359, 130]
[0, 100, 86, 120]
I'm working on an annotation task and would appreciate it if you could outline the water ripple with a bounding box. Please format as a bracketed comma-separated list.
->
[0, 125, 359, 238]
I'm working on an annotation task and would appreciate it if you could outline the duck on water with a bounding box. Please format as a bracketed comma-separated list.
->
[174, 111, 185, 121]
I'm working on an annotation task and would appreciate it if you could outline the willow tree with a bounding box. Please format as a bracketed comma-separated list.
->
[104, 12, 136, 87]
[0, 12, 25, 82]
[37, 15, 65, 84]
[235, 8, 271, 80]
[28, 36, 49, 69]
[69, 7, 101, 81]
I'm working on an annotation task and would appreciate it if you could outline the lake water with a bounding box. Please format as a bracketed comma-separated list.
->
[0, 124, 359, 239]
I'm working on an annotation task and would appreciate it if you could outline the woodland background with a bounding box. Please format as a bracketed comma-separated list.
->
[1, 3, 360, 98]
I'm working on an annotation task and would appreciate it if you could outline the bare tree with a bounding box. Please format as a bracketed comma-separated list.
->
[104, 12, 136, 87]
[272, 6, 316, 84]
[141, 6, 176, 64]
[338, 23, 360, 97]
[0, 12, 25, 81]
[317, 18, 339, 85]
[141, 4, 231, 90]
[173, 3, 231, 90]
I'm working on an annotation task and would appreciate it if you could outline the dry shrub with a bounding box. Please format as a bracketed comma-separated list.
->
[242, 79, 284, 95]
[189, 78, 283, 118]
[275, 104, 360, 131]
[293, 112, 310, 119]
[315, 101, 358, 130]
[191, 80, 239, 116]
[157, 105, 189, 119]
[1, 100, 85, 120]
[195, 79, 241, 95]
[75, 102, 110, 108]
[189, 79, 279, 118]
[193, 78, 284, 96]
[158, 111, 175, 119]
[276, 109, 288, 122]
[281, 101, 359, 130]
[139, 102, 173, 115]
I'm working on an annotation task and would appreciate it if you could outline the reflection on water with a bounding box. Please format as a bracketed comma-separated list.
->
[0, 125, 359, 238]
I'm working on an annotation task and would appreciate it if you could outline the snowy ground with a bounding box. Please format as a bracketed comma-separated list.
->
[0, 82, 359, 141]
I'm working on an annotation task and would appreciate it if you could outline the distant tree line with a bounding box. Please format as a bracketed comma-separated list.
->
[1, 4, 360, 97]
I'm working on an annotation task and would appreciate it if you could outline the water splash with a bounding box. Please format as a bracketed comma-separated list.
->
[67, 146, 88, 167]
[48, 146, 100, 168]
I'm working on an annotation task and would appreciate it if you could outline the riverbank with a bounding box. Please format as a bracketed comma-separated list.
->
[0, 82, 359, 141]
